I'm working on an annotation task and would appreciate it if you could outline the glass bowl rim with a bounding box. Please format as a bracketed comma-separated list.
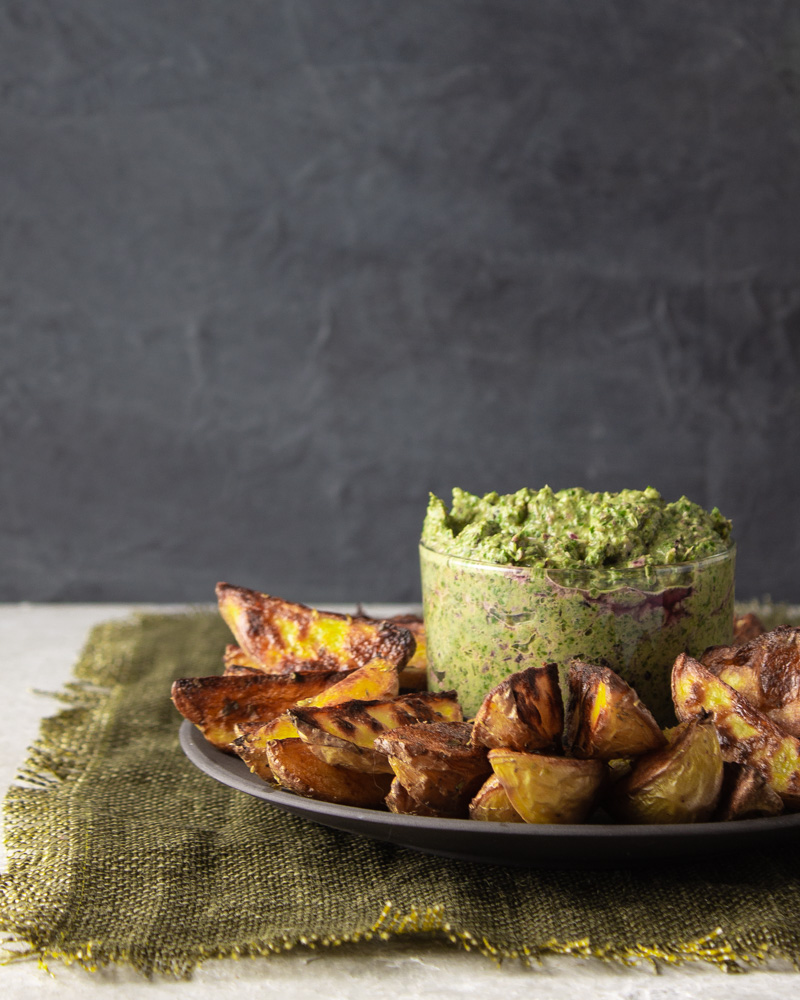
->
[419, 538, 736, 581]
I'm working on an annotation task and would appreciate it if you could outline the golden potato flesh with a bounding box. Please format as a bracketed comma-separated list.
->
[265, 737, 392, 807]
[289, 691, 461, 751]
[488, 750, 605, 824]
[170, 672, 342, 751]
[672, 652, 800, 809]
[469, 774, 525, 823]
[565, 660, 666, 761]
[294, 656, 400, 706]
[608, 717, 722, 824]
[230, 662, 405, 773]
[216, 582, 415, 673]
[375, 721, 491, 818]
[471, 663, 563, 753]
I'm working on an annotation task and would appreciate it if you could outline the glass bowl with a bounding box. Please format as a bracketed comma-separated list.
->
[419, 541, 736, 724]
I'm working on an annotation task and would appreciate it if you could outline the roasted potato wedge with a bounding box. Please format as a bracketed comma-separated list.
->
[767, 699, 800, 738]
[732, 612, 766, 646]
[607, 717, 722, 824]
[289, 692, 462, 774]
[715, 762, 784, 821]
[381, 613, 426, 690]
[290, 691, 460, 746]
[488, 749, 605, 824]
[565, 660, 666, 761]
[222, 644, 262, 674]
[266, 737, 392, 807]
[295, 656, 400, 707]
[386, 777, 445, 817]
[376, 721, 491, 818]
[356, 608, 427, 670]
[471, 664, 563, 753]
[469, 774, 525, 823]
[171, 672, 342, 751]
[672, 652, 800, 809]
[231, 725, 281, 783]
[701, 625, 800, 712]
[304, 741, 392, 774]
[217, 582, 416, 673]
[231, 658, 404, 775]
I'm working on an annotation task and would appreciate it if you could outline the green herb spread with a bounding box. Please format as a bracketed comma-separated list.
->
[420, 486, 734, 721]
[422, 486, 731, 569]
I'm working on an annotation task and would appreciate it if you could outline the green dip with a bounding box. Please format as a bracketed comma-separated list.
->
[420, 486, 735, 723]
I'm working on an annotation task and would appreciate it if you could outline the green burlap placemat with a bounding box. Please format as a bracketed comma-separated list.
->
[2, 607, 800, 978]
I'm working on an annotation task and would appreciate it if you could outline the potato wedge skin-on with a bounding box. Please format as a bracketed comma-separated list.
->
[170, 672, 341, 751]
[216, 583, 415, 672]
[767, 700, 800, 738]
[289, 691, 461, 749]
[565, 660, 666, 761]
[294, 656, 400, 707]
[223, 644, 262, 674]
[471, 664, 563, 753]
[701, 625, 800, 712]
[231, 725, 280, 783]
[469, 774, 525, 823]
[672, 652, 800, 809]
[386, 777, 445, 816]
[305, 741, 392, 774]
[355, 609, 427, 689]
[732, 612, 766, 646]
[230, 660, 405, 774]
[289, 692, 462, 774]
[266, 737, 393, 807]
[607, 717, 722, 824]
[715, 762, 784, 821]
[488, 750, 605, 824]
[376, 721, 491, 818]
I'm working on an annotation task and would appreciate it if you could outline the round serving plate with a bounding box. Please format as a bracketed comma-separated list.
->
[179, 720, 800, 869]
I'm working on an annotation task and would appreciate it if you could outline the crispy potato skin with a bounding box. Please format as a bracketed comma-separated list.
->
[715, 762, 783, 821]
[732, 612, 767, 646]
[701, 625, 800, 712]
[608, 717, 722, 824]
[471, 664, 563, 753]
[170, 673, 341, 751]
[376, 721, 491, 818]
[767, 701, 800, 738]
[565, 660, 666, 761]
[290, 692, 461, 751]
[672, 652, 800, 809]
[488, 750, 605, 824]
[230, 661, 406, 774]
[266, 738, 393, 807]
[355, 608, 428, 669]
[217, 582, 416, 672]
[386, 777, 445, 816]
[223, 644, 262, 674]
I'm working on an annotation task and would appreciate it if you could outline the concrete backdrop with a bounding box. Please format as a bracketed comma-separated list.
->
[2, 1, 800, 603]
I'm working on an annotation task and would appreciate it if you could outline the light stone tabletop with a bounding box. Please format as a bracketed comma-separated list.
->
[0, 603, 797, 999]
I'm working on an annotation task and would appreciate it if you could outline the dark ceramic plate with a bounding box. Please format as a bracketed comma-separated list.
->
[179, 720, 800, 869]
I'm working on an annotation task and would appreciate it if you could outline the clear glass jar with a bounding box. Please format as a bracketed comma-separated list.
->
[420, 541, 736, 724]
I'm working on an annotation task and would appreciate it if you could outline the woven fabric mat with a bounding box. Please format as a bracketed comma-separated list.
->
[2, 609, 800, 978]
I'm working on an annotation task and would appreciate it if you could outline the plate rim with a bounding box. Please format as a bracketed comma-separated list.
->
[178, 719, 800, 847]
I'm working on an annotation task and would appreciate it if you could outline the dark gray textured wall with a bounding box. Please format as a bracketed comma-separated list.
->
[2, 2, 800, 604]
